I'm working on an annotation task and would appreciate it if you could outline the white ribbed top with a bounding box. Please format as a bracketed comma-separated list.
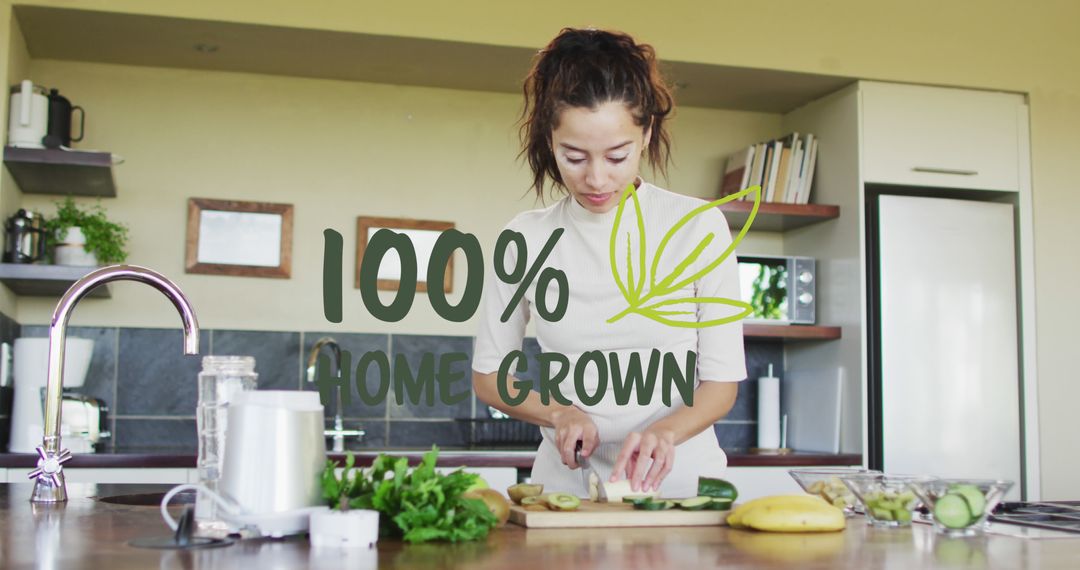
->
[472, 181, 747, 497]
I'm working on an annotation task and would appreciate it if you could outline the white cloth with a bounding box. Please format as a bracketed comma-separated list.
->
[472, 181, 747, 498]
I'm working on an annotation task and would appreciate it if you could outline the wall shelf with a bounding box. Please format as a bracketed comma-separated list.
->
[719, 201, 839, 232]
[0, 263, 109, 298]
[3, 146, 117, 197]
[744, 323, 841, 341]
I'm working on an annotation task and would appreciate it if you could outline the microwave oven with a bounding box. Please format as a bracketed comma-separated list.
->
[736, 255, 816, 325]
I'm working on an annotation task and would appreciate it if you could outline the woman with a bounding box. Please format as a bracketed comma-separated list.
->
[472, 28, 746, 498]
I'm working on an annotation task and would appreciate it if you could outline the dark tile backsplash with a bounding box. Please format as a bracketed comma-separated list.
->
[117, 328, 208, 416]
[0, 310, 20, 345]
[301, 332, 390, 420]
[389, 420, 471, 448]
[212, 330, 301, 391]
[389, 334, 475, 420]
[714, 422, 755, 449]
[1, 316, 781, 453]
[114, 418, 197, 451]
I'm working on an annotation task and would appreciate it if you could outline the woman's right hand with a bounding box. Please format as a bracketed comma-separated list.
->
[551, 406, 599, 470]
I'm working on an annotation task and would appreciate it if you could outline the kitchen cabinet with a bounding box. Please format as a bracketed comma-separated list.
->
[779, 81, 1038, 497]
[860, 82, 1026, 191]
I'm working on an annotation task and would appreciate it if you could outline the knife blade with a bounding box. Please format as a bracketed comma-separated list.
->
[575, 441, 605, 501]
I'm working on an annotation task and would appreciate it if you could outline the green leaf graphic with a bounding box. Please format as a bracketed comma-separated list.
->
[609, 183, 647, 302]
[639, 297, 754, 328]
[607, 184, 762, 328]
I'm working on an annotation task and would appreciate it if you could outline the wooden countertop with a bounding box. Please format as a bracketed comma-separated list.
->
[1, 483, 1076, 569]
[0, 450, 862, 469]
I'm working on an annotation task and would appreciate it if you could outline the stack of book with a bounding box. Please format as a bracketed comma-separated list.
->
[719, 133, 818, 204]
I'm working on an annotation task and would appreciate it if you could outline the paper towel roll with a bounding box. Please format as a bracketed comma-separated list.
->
[757, 365, 780, 449]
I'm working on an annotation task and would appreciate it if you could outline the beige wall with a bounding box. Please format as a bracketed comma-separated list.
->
[1, 1, 1077, 499]
[13, 59, 781, 333]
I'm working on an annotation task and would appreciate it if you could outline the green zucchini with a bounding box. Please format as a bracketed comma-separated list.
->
[697, 477, 739, 502]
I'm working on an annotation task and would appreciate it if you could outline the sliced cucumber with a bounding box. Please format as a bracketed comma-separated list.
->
[705, 498, 733, 511]
[622, 495, 656, 505]
[678, 496, 714, 511]
[934, 494, 974, 528]
[635, 499, 676, 511]
[950, 485, 986, 518]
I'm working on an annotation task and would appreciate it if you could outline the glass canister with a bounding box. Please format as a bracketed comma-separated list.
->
[195, 355, 257, 532]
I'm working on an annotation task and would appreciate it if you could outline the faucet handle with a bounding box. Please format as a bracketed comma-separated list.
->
[28, 446, 73, 486]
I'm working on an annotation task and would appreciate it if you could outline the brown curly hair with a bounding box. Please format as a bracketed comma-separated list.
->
[519, 28, 675, 199]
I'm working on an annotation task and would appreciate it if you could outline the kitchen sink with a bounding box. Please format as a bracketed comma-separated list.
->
[96, 490, 195, 507]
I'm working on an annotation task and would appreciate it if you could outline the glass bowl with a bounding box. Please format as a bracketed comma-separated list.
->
[908, 478, 1013, 537]
[788, 468, 880, 517]
[841, 474, 928, 528]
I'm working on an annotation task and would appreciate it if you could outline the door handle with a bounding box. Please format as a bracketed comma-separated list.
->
[912, 167, 979, 176]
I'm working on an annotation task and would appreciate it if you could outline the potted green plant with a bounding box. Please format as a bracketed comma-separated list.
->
[44, 196, 130, 266]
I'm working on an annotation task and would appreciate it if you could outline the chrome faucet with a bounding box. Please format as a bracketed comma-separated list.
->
[305, 337, 364, 452]
[29, 265, 199, 503]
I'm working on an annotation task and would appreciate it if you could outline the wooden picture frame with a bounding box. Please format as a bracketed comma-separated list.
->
[356, 217, 454, 293]
[185, 198, 294, 279]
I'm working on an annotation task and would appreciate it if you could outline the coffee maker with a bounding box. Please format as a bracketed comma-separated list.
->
[3, 209, 48, 264]
[9, 338, 110, 454]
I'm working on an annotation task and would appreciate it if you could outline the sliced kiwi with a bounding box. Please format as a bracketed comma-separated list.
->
[545, 492, 581, 511]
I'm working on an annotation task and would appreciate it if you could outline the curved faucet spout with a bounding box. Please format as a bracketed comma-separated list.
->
[30, 265, 200, 503]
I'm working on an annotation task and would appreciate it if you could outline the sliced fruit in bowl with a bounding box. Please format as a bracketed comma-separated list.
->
[788, 467, 880, 517]
[840, 473, 929, 528]
[908, 478, 1013, 537]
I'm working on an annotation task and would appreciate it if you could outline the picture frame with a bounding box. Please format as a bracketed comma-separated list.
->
[356, 216, 454, 292]
[185, 198, 294, 279]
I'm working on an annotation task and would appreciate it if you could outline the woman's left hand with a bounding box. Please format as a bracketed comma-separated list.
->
[611, 426, 677, 493]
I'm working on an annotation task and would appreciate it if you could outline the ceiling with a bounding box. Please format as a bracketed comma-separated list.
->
[14, 6, 856, 113]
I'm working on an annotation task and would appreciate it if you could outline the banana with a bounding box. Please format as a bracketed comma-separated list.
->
[727, 494, 845, 532]
[728, 495, 829, 528]
[740, 503, 846, 532]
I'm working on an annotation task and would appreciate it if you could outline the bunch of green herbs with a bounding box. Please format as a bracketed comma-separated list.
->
[44, 196, 130, 264]
[320, 445, 497, 543]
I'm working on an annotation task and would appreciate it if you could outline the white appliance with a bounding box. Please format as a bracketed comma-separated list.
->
[872, 193, 1023, 499]
[7, 80, 49, 149]
[9, 337, 94, 453]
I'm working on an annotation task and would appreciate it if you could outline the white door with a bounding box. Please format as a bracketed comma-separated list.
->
[877, 194, 1021, 498]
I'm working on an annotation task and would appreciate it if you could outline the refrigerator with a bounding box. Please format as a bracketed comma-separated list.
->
[869, 193, 1023, 499]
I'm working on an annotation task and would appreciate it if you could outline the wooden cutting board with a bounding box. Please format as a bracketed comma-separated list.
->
[509, 501, 730, 528]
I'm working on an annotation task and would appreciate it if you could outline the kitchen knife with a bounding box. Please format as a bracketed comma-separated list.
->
[575, 441, 606, 501]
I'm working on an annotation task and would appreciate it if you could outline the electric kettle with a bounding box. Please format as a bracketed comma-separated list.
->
[7, 80, 48, 149]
